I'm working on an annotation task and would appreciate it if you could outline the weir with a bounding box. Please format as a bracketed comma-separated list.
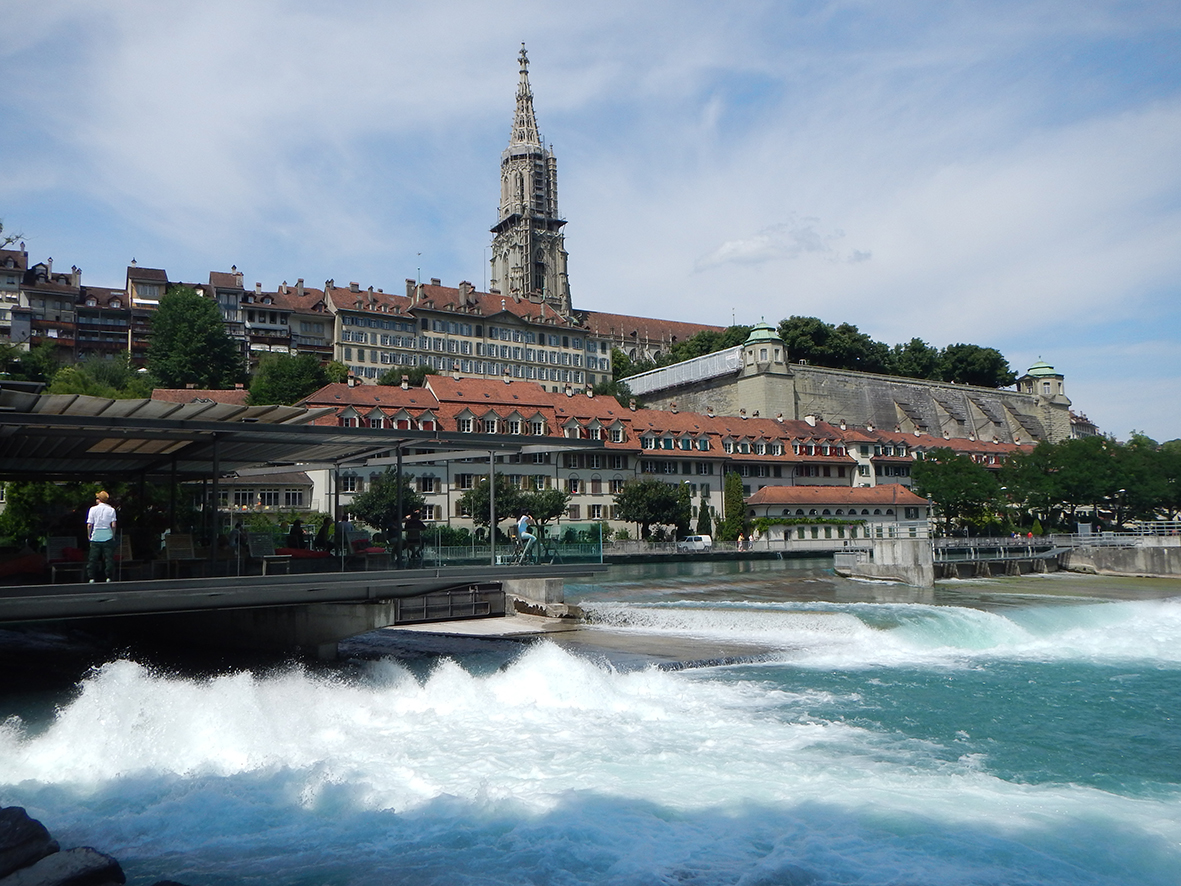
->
[0, 564, 601, 659]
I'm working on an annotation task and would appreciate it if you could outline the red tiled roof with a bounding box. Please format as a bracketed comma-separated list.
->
[580, 309, 722, 344]
[151, 388, 250, 406]
[746, 484, 926, 506]
[301, 383, 441, 410]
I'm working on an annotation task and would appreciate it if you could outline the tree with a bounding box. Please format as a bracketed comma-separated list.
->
[346, 469, 426, 537]
[456, 473, 523, 534]
[147, 285, 245, 389]
[0, 219, 23, 250]
[610, 348, 654, 381]
[612, 479, 685, 540]
[717, 471, 746, 541]
[1, 341, 60, 383]
[888, 338, 942, 380]
[592, 376, 635, 408]
[912, 448, 1000, 533]
[695, 499, 713, 536]
[48, 354, 153, 399]
[377, 365, 437, 387]
[520, 486, 571, 532]
[674, 482, 692, 539]
[938, 344, 1016, 388]
[325, 361, 349, 383]
[777, 316, 892, 374]
[660, 325, 752, 366]
[249, 353, 330, 405]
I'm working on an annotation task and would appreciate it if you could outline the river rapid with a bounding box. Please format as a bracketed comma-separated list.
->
[1, 559, 1179, 885]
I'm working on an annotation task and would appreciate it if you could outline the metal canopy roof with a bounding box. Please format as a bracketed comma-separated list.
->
[0, 384, 598, 482]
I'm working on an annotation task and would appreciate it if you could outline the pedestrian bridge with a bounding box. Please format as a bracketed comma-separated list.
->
[0, 563, 604, 659]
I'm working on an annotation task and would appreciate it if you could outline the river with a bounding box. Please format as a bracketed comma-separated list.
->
[1, 558, 1179, 885]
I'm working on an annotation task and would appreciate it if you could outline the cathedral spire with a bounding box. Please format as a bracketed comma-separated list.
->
[489, 45, 571, 313]
[511, 43, 541, 147]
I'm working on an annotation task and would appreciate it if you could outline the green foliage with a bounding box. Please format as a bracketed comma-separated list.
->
[377, 365, 437, 387]
[249, 353, 330, 405]
[889, 338, 942, 380]
[716, 472, 746, 541]
[612, 327, 753, 382]
[674, 482, 692, 539]
[520, 486, 571, 527]
[912, 448, 1001, 533]
[456, 473, 522, 529]
[610, 348, 653, 381]
[613, 528, 631, 541]
[695, 500, 713, 536]
[612, 478, 687, 540]
[778, 316, 892, 374]
[938, 343, 1016, 388]
[1, 341, 61, 383]
[0, 479, 194, 551]
[347, 470, 426, 533]
[772, 317, 1016, 388]
[147, 285, 245, 389]
[661, 326, 752, 366]
[47, 354, 153, 399]
[592, 376, 635, 408]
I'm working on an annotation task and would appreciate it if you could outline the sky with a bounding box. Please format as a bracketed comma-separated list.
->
[2, 1, 1179, 442]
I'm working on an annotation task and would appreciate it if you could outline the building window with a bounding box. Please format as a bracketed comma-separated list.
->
[259, 489, 280, 508]
[284, 490, 305, 508]
[457, 474, 475, 490]
[458, 418, 473, 433]
[419, 476, 436, 493]
[567, 504, 581, 520]
[340, 476, 359, 493]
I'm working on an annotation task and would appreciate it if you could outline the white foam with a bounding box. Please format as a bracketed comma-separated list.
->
[2, 640, 1179, 884]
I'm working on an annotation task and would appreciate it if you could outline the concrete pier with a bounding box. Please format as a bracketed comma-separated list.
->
[834, 537, 935, 588]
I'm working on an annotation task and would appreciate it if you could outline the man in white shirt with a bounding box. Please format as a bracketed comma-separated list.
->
[86, 490, 118, 583]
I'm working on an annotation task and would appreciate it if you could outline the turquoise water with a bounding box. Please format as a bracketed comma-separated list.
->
[1, 560, 1179, 884]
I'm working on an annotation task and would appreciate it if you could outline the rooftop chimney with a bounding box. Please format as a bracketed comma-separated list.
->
[629, 399, 636, 411]
[430, 278, 441, 286]
[400, 377, 409, 391]
[406, 278, 416, 298]
[296, 278, 304, 297]
[349, 282, 360, 293]
[670, 402, 678, 413]
[254, 282, 262, 294]
[804, 414, 816, 426]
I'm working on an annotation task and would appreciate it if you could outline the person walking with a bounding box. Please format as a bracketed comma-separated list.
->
[86, 490, 118, 583]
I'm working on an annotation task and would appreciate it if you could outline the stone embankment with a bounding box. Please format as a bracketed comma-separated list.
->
[0, 807, 188, 886]
[1060, 541, 1181, 578]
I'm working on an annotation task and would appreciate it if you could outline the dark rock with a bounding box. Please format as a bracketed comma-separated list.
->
[0, 808, 59, 879]
[0, 846, 124, 886]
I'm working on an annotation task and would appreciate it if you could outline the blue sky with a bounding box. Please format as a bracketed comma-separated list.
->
[2, 1, 1179, 441]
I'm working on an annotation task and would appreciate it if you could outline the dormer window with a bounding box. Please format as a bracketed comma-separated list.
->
[110, 298, 121, 309]
[85, 297, 97, 307]
[723, 441, 734, 454]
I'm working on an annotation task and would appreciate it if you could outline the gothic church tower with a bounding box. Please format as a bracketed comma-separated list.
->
[488, 45, 571, 313]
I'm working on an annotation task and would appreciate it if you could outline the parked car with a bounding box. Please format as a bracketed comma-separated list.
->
[676, 535, 713, 553]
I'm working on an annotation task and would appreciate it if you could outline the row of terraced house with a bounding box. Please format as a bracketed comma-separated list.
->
[1, 247, 718, 394]
[168, 376, 1028, 536]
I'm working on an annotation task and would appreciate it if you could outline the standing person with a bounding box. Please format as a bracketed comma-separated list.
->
[737, 532, 745, 553]
[403, 510, 427, 566]
[517, 511, 537, 564]
[86, 490, 118, 583]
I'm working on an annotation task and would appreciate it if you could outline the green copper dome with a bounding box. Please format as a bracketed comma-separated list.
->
[744, 319, 780, 346]
[1025, 359, 1060, 378]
